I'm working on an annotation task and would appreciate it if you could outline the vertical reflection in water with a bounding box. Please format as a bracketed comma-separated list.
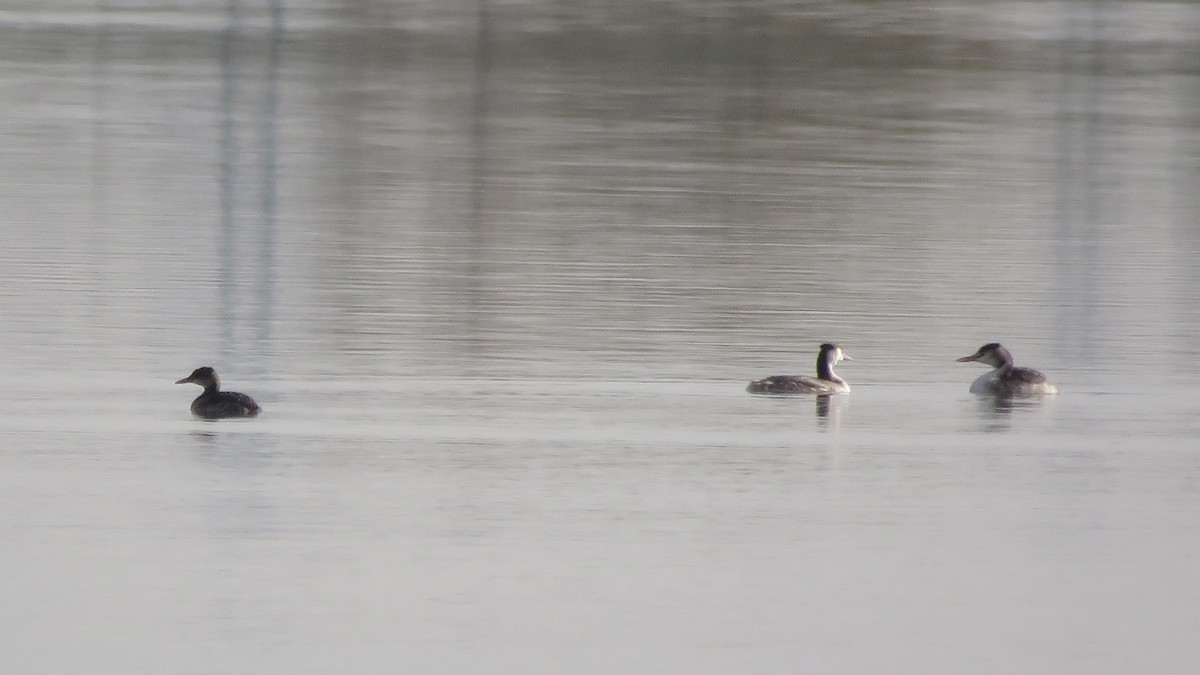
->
[256, 0, 284, 373]
[88, 1, 111, 323]
[465, 0, 492, 375]
[1172, 10, 1200, 362]
[702, 8, 730, 229]
[711, 6, 771, 232]
[218, 0, 239, 363]
[216, 0, 278, 372]
[815, 394, 845, 431]
[815, 394, 830, 418]
[1052, 1, 1103, 370]
[974, 396, 1015, 433]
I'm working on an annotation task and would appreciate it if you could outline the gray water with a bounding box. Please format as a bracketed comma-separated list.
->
[2, 2, 1200, 673]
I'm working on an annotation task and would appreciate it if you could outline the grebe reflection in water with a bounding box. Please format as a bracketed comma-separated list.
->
[175, 367, 262, 419]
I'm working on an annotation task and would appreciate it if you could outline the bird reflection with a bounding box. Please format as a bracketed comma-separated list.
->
[972, 395, 1046, 433]
[815, 394, 847, 429]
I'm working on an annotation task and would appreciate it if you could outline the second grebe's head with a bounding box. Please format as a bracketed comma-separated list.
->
[176, 366, 219, 389]
[956, 343, 1012, 368]
[819, 343, 852, 365]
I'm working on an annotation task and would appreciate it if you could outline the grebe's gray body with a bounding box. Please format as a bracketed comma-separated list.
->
[176, 367, 261, 419]
[956, 343, 1057, 397]
[747, 343, 852, 395]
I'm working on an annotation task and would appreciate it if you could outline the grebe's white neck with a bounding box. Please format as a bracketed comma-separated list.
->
[969, 368, 999, 394]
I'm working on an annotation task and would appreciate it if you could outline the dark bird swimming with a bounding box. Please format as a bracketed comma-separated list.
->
[956, 343, 1057, 397]
[175, 367, 261, 419]
[747, 343, 853, 395]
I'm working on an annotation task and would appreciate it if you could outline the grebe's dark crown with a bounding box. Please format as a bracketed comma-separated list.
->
[817, 343, 851, 361]
[957, 342, 1014, 367]
[176, 366, 219, 387]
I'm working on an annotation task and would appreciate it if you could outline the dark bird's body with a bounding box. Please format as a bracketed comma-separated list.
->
[176, 367, 261, 419]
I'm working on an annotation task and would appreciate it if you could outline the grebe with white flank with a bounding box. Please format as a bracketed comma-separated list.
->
[956, 343, 1057, 397]
[747, 343, 852, 395]
[175, 367, 261, 419]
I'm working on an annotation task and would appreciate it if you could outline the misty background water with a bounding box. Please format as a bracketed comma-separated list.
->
[2, 2, 1199, 673]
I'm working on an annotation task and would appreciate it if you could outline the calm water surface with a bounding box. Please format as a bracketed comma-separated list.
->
[2, 3, 1200, 673]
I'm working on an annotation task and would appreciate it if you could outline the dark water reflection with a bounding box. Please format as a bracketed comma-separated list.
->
[6, 4, 1197, 384]
[2, 4, 1200, 673]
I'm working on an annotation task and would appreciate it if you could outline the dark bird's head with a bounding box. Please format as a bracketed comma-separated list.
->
[819, 343, 852, 365]
[176, 366, 219, 389]
[956, 343, 1013, 368]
